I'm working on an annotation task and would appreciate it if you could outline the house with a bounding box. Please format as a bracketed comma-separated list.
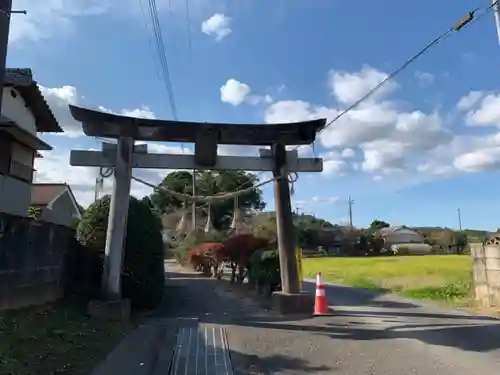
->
[0, 68, 62, 217]
[31, 183, 82, 227]
[377, 226, 425, 245]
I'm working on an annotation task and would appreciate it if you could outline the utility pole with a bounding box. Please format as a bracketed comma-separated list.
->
[0, 0, 12, 108]
[346, 196, 354, 227]
[493, 0, 500, 45]
[457, 208, 462, 231]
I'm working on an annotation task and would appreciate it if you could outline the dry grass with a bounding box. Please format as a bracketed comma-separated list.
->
[0, 299, 134, 375]
[302, 255, 473, 306]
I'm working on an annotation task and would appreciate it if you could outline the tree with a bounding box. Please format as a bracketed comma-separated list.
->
[76, 195, 165, 309]
[455, 231, 468, 254]
[149, 170, 266, 230]
[367, 219, 390, 234]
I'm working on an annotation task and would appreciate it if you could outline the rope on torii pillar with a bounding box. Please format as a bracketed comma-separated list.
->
[204, 202, 214, 233]
[176, 200, 189, 234]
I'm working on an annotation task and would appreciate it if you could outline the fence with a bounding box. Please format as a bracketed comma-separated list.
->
[470, 242, 500, 308]
[0, 212, 79, 310]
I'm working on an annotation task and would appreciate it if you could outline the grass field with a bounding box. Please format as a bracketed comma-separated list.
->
[302, 255, 473, 306]
[0, 300, 133, 375]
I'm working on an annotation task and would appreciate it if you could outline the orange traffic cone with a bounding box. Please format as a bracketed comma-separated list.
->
[314, 272, 330, 316]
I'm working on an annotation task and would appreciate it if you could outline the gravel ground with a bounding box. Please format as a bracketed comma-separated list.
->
[161, 260, 500, 375]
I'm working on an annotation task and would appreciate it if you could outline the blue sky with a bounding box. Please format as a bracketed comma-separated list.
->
[9, 0, 500, 230]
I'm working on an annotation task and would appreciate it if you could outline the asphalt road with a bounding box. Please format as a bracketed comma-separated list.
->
[163, 261, 500, 375]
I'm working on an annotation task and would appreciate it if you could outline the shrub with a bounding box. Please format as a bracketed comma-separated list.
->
[172, 229, 227, 264]
[76, 195, 165, 310]
[247, 249, 281, 295]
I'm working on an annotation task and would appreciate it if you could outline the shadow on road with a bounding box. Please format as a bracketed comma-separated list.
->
[230, 350, 332, 375]
[236, 318, 500, 353]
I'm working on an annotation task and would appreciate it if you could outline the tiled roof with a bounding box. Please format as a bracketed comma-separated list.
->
[31, 183, 67, 206]
[4, 68, 62, 133]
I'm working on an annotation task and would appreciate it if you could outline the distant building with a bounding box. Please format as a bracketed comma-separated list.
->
[378, 226, 425, 245]
[31, 183, 81, 227]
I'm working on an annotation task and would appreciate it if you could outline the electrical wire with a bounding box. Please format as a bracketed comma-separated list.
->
[185, 0, 193, 59]
[145, 0, 178, 121]
[292, 1, 499, 151]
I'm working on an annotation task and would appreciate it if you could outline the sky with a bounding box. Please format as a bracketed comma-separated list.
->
[9, 0, 500, 230]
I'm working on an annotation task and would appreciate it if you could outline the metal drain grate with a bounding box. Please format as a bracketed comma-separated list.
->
[170, 325, 234, 375]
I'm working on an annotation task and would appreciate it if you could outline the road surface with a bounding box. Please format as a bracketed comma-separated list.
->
[96, 260, 500, 375]
[158, 261, 500, 374]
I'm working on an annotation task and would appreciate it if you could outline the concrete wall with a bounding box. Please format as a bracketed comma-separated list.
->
[0, 174, 30, 217]
[1, 87, 37, 136]
[471, 243, 500, 308]
[0, 211, 74, 310]
[41, 191, 79, 227]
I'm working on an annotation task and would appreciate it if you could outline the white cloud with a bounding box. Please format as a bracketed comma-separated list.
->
[312, 196, 340, 204]
[263, 66, 454, 178]
[414, 71, 434, 88]
[201, 13, 232, 41]
[10, 0, 110, 45]
[220, 79, 250, 106]
[328, 65, 398, 105]
[457, 91, 484, 112]
[220, 78, 271, 107]
[464, 93, 500, 127]
[39, 85, 85, 138]
[341, 148, 355, 158]
[40, 85, 158, 138]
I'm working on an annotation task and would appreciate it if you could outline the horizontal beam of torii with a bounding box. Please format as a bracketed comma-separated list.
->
[70, 146, 323, 172]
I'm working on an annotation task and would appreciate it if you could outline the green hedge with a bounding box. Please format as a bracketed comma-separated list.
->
[247, 249, 281, 295]
[76, 195, 165, 310]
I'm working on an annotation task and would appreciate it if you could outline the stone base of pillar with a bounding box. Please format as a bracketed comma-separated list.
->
[87, 299, 131, 321]
[271, 291, 314, 315]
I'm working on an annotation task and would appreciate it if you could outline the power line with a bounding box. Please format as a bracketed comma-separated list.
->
[185, 0, 193, 59]
[292, 2, 498, 151]
[145, 0, 178, 121]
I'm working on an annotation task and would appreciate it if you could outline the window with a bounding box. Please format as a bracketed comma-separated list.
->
[9, 142, 34, 183]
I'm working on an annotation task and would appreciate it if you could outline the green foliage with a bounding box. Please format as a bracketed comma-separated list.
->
[250, 211, 335, 248]
[76, 195, 165, 310]
[247, 249, 281, 294]
[150, 170, 266, 230]
[27, 206, 42, 220]
[367, 220, 390, 234]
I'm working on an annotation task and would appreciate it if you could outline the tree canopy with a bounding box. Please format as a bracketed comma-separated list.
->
[368, 219, 390, 233]
[149, 170, 266, 229]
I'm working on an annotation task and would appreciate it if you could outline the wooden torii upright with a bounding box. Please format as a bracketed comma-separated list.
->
[69, 105, 325, 313]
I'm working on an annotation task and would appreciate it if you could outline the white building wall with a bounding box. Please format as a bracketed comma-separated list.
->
[1, 87, 37, 136]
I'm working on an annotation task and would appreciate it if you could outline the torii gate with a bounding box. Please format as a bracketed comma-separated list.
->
[69, 105, 325, 313]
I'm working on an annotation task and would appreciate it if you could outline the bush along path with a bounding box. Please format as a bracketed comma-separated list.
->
[76, 195, 166, 310]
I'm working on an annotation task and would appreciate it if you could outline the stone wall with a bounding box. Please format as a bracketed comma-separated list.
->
[0, 211, 75, 310]
[471, 242, 500, 308]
